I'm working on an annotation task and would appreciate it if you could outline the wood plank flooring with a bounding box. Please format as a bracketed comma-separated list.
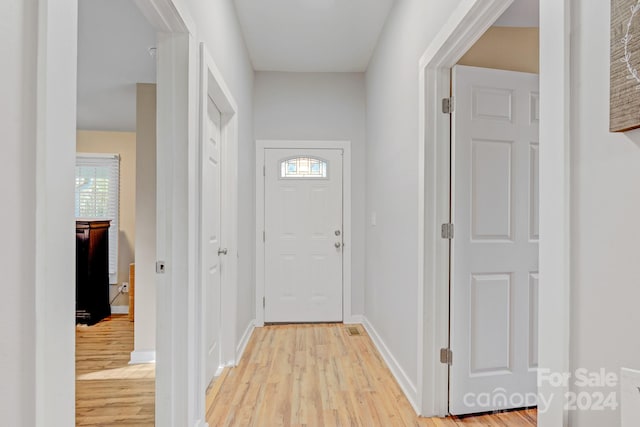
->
[76, 315, 155, 426]
[76, 318, 535, 426]
[206, 323, 537, 427]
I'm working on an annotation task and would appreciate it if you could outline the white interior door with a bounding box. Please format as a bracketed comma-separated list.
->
[449, 65, 539, 415]
[203, 96, 222, 384]
[264, 148, 343, 322]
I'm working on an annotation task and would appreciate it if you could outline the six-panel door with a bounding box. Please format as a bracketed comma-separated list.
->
[449, 65, 539, 415]
[264, 148, 344, 323]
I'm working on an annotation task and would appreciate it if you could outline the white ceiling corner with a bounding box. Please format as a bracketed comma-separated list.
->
[233, 0, 396, 72]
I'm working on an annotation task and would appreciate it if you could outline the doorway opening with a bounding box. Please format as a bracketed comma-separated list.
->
[38, 0, 206, 424]
[74, 0, 157, 424]
[416, 0, 569, 421]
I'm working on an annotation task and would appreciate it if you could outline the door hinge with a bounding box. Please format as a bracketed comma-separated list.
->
[263, 297, 265, 308]
[440, 348, 453, 365]
[263, 230, 265, 242]
[441, 223, 454, 240]
[263, 165, 265, 176]
[442, 97, 454, 114]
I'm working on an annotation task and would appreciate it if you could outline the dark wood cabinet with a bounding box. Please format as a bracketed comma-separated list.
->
[76, 219, 111, 325]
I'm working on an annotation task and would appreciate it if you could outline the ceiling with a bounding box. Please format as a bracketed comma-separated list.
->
[76, 0, 537, 131]
[233, 0, 396, 72]
[77, 0, 156, 132]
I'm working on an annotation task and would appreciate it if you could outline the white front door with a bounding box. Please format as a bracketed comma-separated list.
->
[264, 148, 343, 322]
[449, 65, 539, 415]
[203, 96, 222, 384]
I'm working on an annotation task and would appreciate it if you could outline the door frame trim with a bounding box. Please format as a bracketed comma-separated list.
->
[147, 3, 200, 425]
[35, 1, 78, 424]
[255, 140, 353, 326]
[416, 1, 513, 416]
[196, 42, 239, 416]
[416, 0, 572, 421]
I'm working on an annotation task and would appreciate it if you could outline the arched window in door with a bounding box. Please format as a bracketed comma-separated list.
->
[280, 156, 328, 178]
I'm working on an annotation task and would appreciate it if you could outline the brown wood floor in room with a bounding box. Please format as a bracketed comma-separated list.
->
[206, 323, 537, 426]
[76, 315, 155, 426]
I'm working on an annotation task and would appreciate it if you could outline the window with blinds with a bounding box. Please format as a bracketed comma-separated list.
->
[75, 154, 120, 283]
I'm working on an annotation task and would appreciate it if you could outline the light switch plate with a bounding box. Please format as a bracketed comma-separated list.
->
[621, 368, 640, 427]
[156, 261, 166, 274]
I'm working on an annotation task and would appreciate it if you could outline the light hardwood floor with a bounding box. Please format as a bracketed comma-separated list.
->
[206, 323, 537, 426]
[76, 315, 155, 426]
[76, 318, 535, 426]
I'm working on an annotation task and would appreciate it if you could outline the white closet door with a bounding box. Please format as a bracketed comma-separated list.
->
[449, 65, 539, 415]
[203, 96, 222, 384]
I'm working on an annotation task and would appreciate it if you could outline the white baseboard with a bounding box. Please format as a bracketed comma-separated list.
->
[235, 319, 255, 365]
[362, 316, 419, 414]
[129, 350, 156, 364]
[215, 364, 225, 377]
[344, 314, 364, 324]
[110, 305, 129, 314]
[193, 421, 209, 427]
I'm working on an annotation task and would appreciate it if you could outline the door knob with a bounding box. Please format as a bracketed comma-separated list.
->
[218, 248, 228, 255]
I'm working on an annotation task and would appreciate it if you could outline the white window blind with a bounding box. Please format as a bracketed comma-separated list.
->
[75, 154, 120, 283]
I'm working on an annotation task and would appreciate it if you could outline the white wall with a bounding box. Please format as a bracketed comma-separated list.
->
[568, 1, 640, 425]
[1, 0, 77, 425]
[133, 83, 157, 361]
[0, 1, 38, 424]
[365, 0, 462, 396]
[457, 26, 539, 74]
[179, 0, 256, 350]
[253, 71, 367, 315]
